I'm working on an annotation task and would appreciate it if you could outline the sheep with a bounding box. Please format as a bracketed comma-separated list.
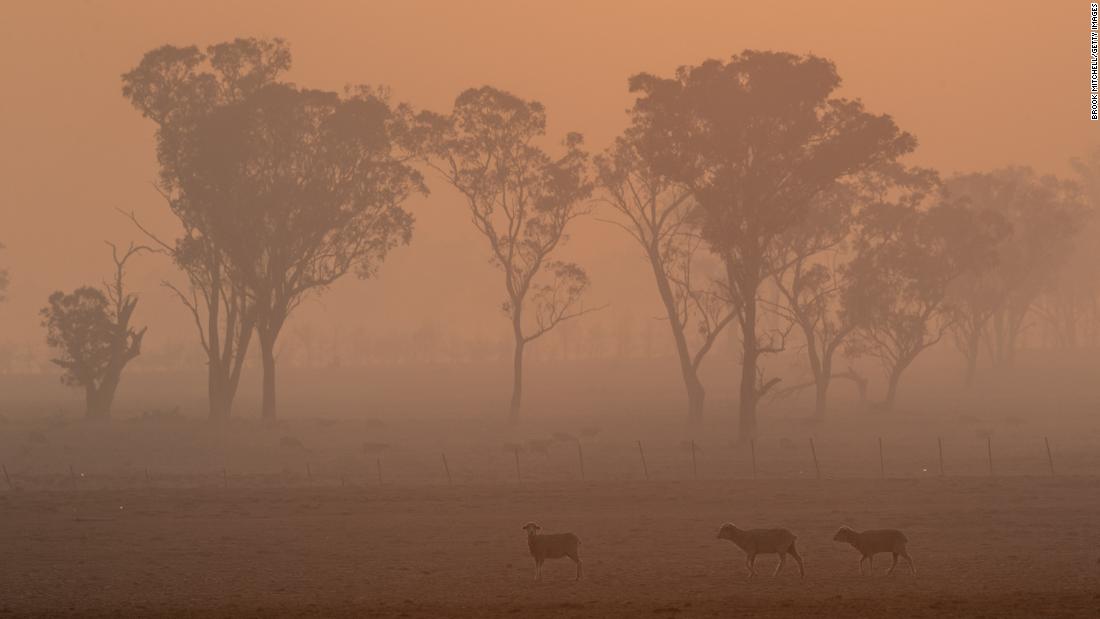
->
[832, 526, 916, 576]
[522, 522, 582, 581]
[716, 522, 804, 580]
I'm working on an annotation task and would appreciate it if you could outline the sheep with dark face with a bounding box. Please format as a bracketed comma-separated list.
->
[522, 522, 582, 581]
[717, 522, 804, 580]
[832, 526, 916, 576]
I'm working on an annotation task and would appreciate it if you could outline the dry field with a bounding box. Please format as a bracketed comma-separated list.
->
[1, 475, 1098, 617]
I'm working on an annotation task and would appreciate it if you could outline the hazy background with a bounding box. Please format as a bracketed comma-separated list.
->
[0, 0, 1094, 418]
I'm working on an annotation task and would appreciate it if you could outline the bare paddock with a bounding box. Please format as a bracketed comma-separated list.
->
[2, 477, 1097, 617]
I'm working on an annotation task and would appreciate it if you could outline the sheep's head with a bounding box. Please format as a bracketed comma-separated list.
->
[833, 527, 855, 543]
[522, 522, 541, 535]
[716, 523, 739, 541]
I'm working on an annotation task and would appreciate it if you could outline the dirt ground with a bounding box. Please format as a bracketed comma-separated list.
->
[1, 477, 1098, 617]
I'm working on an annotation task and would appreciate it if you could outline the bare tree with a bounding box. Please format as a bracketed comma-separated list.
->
[627, 51, 916, 439]
[40, 243, 148, 419]
[597, 129, 734, 422]
[418, 87, 597, 422]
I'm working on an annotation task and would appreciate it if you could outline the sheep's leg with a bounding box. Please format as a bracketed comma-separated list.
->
[534, 558, 542, 581]
[788, 545, 805, 580]
[569, 552, 583, 580]
[902, 551, 916, 576]
[867, 555, 874, 574]
[746, 554, 757, 580]
[772, 553, 786, 577]
[858, 556, 865, 575]
[887, 553, 899, 575]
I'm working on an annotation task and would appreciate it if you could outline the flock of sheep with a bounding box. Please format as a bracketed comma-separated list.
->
[522, 521, 916, 581]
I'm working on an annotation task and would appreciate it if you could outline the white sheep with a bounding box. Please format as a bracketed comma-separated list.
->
[832, 526, 916, 576]
[716, 522, 804, 580]
[522, 522, 582, 581]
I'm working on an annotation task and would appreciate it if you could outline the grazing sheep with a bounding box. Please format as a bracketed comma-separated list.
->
[832, 526, 916, 576]
[717, 523, 804, 580]
[522, 522, 582, 581]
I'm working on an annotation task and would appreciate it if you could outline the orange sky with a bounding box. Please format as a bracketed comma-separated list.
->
[0, 0, 1094, 361]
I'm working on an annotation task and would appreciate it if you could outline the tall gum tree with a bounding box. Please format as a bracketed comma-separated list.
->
[183, 83, 424, 421]
[627, 51, 916, 440]
[597, 128, 734, 423]
[122, 38, 291, 419]
[417, 87, 597, 423]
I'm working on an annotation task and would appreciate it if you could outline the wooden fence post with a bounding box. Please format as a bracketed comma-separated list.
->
[690, 440, 698, 480]
[1044, 437, 1055, 476]
[809, 438, 821, 480]
[750, 439, 757, 479]
[878, 437, 885, 478]
[937, 437, 945, 477]
[637, 440, 650, 481]
[986, 437, 994, 476]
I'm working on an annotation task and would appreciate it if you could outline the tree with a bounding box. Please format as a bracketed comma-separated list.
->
[597, 128, 734, 423]
[943, 168, 1083, 375]
[627, 51, 916, 439]
[181, 82, 423, 420]
[41, 244, 147, 419]
[122, 38, 290, 419]
[418, 87, 597, 423]
[845, 193, 999, 410]
[0, 242, 8, 302]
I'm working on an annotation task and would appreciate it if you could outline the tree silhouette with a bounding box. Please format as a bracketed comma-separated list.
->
[40, 244, 147, 419]
[597, 128, 734, 423]
[122, 38, 291, 419]
[418, 87, 597, 422]
[182, 83, 423, 420]
[943, 168, 1083, 375]
[0, 242, 8, 302]
[124, 39, 423, 421]
[627, 51, 916, 439]
[845, 192, 1000, 410]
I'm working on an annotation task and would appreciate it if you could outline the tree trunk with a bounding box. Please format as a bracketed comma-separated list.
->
[686, 376, 705, 425]
[649, 253, 710, 423]
[508, 333, 524, 424]
[208, 363, 231, 420]
[84, 385, 104, 419]
[882, 369, 902, 411]
[738, 298, 759, 442]
[813, 377, 829, 418]
[259, 329, 277, 422]
[963, 329, 980, 388]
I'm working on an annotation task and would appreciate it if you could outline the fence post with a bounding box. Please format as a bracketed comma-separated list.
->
[690, 440, 698, 480]
[1044, 437, 1055, 476]
[937, 437, 944, 476]
[809, 438, 821, 480]
[637, 440, 650, 481]
[514, 447, 521, 483]
[878, 437, 885, 479]
[442, 453, 453, 486]
[750, 439, 757, 479]
[986, 437, 994, 476]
